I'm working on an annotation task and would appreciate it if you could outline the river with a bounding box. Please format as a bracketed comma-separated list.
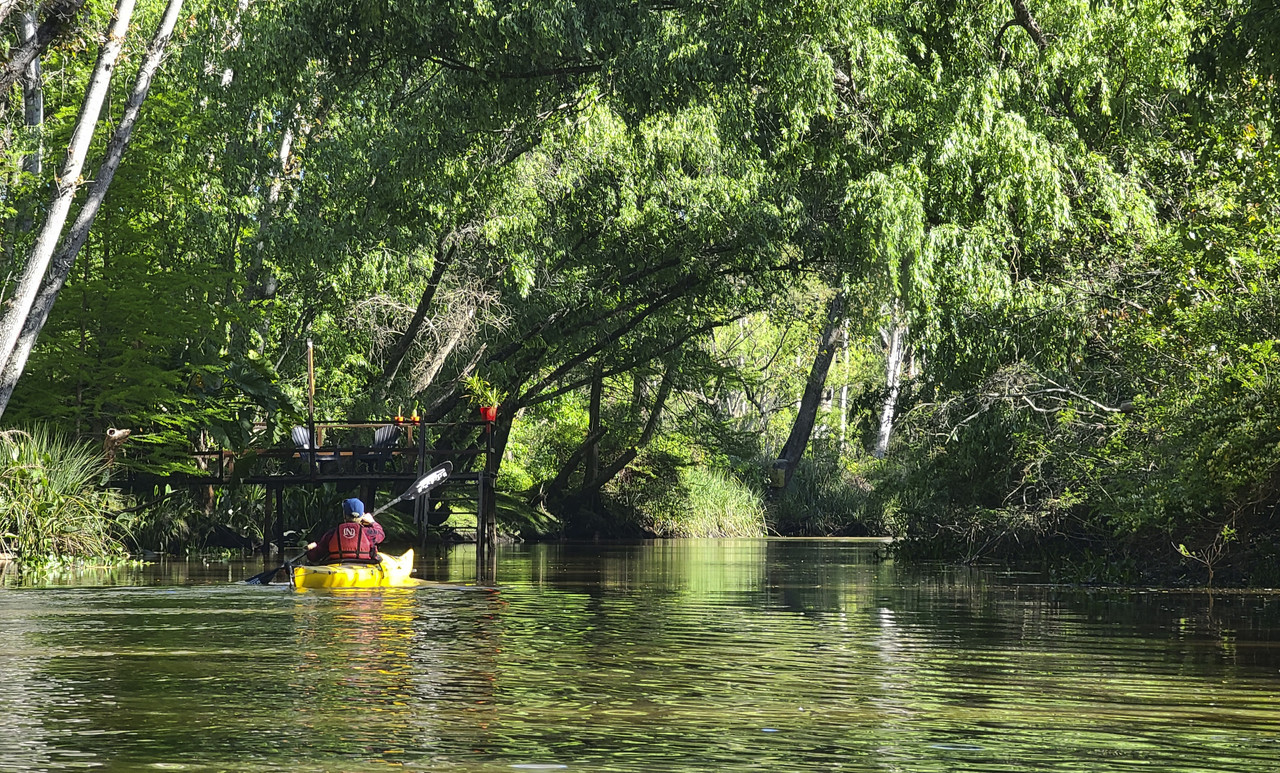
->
[0, 539, 1277, 771]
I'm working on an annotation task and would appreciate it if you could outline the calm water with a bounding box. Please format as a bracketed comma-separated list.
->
[1, 540, 1278, 772]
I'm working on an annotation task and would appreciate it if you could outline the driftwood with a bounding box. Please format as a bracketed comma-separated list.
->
[103, 427, 131, 466]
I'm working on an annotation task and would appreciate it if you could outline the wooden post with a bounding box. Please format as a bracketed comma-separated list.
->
[306, 338, 317, 479]
[271, 485, 284, 559]
[420, 490, 431, 551]
[485, 422, 498, 555]
[475, 463, 486, 582]
[478, 411, 498, 584]
[414, 413, 427, 537]
[261, 485, 273, 563]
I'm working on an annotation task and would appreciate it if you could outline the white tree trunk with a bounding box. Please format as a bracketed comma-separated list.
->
[2, 8, 44, 256]
[220, 0, 252, 86]
[839, 319, 849, 451]
[15, 8, 45, 237]
[21, 8, 43, 181]
[0, 0, 135, 377]
[0, 0, 184, 418]
[873, 320, 908, 459]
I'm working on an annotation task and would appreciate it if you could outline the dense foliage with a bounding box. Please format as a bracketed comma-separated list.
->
[0, 0, 1275, 582]
[0, 426, 125, 561]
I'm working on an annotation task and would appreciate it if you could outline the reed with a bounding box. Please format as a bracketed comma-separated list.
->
[651, 466, 766, 538]
[0, 426, 126, 562]
[770, 454, 877, 536]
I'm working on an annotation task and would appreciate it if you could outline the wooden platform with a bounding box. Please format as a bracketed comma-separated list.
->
[130, 416, 502, 582]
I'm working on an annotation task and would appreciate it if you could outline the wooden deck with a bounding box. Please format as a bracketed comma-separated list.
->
[134, 416, 501, 582]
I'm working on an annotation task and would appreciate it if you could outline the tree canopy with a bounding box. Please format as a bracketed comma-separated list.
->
[1, 0, 1276, 581]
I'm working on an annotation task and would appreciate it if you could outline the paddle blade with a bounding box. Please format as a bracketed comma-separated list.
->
[404, 461, 453, 500]
[244, 554, 304, 585]
[244, 565, 283, 585]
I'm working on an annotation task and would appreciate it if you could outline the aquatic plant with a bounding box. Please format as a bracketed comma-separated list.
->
[0, 426, 127, 563]
[650, 466, 766, 538]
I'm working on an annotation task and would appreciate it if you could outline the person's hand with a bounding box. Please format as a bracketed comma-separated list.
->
[360, 514, 374, 525]
[306, 542, 317, 550]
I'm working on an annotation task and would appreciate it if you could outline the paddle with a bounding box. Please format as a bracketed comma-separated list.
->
[368, 461, 453, 518]
[243, 461, 453, 585]
[244, 552, 306, 586]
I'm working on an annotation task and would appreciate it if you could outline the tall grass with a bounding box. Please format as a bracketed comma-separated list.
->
[0, 426, 126, 561]
[649, 466, 767, 538]
[770, 453, 879, 536]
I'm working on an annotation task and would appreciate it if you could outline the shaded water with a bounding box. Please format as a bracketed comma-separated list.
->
[1, 540, 1278, 772]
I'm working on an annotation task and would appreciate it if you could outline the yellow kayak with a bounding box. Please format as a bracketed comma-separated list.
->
[292, 549, 416, 589]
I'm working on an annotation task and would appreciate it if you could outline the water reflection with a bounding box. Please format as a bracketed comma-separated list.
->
[0, 540, 1277, 772]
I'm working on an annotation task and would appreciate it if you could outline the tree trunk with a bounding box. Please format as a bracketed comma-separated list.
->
[21, 7, 44, 185]
[774, 290, 846, 490]
[7, 8, 44, 244]
[0, 0, 181, 418]
[245, 112, 295, 294]
[0, 0, 135, 376]
[839, 318, 849, 451]
[0, 0, 91, 97]
[1009, 0, 1049, 50]
[219, 0, 251, 87]
[580, 364, 674, 493]
[535, 425, 607, 507]
[548, 364, 675, 528]
[375, 244, 454, 396]
[873, 317, 908, 459]
[586, 365, 603, 485]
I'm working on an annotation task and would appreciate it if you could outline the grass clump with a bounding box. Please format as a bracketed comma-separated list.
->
[649, 466, 766, 538]
[0, 426, 127, 563]
[771, 450, 879, 536]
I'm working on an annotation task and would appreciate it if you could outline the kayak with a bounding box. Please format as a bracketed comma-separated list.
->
[291, 549, 417, 589]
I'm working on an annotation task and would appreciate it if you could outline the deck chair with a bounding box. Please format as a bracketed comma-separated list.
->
[291, 426, 339, 470]
[358, 424, 402, 471]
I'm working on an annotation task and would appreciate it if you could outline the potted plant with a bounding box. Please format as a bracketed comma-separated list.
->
[463, 374, 505, 422]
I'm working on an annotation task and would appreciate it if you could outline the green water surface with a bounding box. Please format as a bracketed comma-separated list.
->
[0, 540, 1277, 771]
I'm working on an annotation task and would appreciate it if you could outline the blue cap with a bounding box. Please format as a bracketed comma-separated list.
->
[342, 498, 365, 518]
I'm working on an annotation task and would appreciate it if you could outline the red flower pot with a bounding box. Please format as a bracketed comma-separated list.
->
[479, 406, 498, 422]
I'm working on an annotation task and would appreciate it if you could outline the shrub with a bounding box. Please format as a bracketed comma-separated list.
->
[648, 466, 766, 538]
[0, 426, 127, 562]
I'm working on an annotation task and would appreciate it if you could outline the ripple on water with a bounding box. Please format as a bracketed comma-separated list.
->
[0, 543, 1279, 772]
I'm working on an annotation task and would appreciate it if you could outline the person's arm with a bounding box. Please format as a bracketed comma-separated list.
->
[305, 531, 329, 562]
[362, 519, 386, 546]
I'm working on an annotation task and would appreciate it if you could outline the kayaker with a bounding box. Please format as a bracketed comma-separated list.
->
[304, 497, 385, 564]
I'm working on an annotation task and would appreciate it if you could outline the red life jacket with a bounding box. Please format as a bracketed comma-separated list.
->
[320, 522, 378, 563]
